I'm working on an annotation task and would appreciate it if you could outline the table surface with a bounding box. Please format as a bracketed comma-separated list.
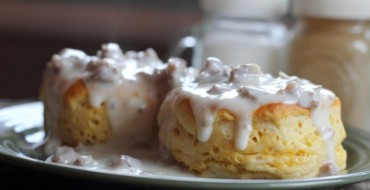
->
[0, 100, 369, 190]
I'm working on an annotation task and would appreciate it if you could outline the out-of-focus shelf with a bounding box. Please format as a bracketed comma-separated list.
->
[0, 1, 201, 44]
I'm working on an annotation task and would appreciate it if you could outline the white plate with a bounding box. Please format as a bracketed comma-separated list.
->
[1, 102, 370, 189]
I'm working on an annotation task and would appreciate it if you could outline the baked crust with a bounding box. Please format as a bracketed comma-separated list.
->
[43, 79, 111, 146]
[159, 98, 346, 179]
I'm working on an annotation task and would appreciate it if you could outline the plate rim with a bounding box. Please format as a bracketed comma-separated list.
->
[0, 101, 370, 189]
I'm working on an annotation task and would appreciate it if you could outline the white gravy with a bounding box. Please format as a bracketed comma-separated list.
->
[42, 43, 195, 152]
[159, 57, 340, 175]
[43, 45, 340, 177]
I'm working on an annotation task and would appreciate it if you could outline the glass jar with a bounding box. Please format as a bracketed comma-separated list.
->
[172, 0, 289, 75]
[288, 0, 370, 130]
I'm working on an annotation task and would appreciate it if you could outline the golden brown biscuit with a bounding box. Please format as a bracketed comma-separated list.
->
[158, 58, 347, 179]
[41, 44, 193, 149]
[52, 79, 111, 146]
[160, 98, 346, 179]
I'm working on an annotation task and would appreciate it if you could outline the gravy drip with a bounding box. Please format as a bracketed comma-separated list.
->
[42, 43, 195, 151]
[160, 57, 338, 172]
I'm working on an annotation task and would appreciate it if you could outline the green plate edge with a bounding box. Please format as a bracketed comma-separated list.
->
[0, 102, 370, 189]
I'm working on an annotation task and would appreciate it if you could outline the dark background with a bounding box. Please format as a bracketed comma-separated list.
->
[0, 0, 202, 99]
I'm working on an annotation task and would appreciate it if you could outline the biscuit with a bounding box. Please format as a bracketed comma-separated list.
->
[158, 58, 347, 179]
[41, 43, 194, 148]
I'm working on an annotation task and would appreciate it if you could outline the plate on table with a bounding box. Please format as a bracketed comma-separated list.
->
[0, 102, 370, 190]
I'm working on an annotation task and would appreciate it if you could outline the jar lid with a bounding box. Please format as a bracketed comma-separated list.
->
[200, 0, 289, 18]
[293, 0, 370, 20]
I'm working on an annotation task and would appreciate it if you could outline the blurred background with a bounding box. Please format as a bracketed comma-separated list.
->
[0, 0, 202, 99]
[1, 0, 370, 130]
